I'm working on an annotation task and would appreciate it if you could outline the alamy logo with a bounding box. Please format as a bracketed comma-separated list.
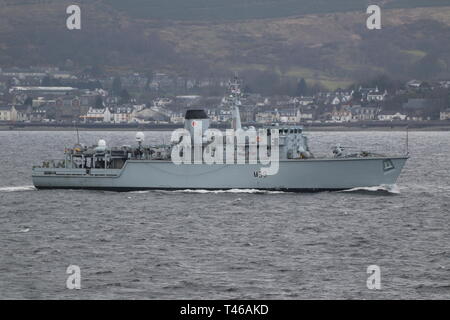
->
[367, 5, 381, 30]
[171, 124, 280, 176]
[66, 5, 81, 30]
[366, 265, 381, 290]
[66, 265, 81, 290]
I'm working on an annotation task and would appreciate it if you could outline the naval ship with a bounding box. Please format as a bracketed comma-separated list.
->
[32, 78, 408, 192]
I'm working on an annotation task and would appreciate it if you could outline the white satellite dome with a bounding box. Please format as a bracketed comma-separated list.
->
[94, 139, 107, 153]
[98, 139, 106, 147]
[136, 132, 145, 143]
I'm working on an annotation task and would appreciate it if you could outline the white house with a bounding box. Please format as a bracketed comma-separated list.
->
[0, 106, 14, 121]
[279, 109, 301, 124]
[82, 107, 112, 123]
[299, 111, 314, 121]
[378, 111, 408, 121]
[0, 105, 30, 122]
[440, 109, 450, 120]
[292, 96, 315, 106]
[170, 112, 184, 124]
[366, 88, 388, 102]
[406, 80, 423, 89]
[331, 109, 352, 122]
[331, 97, 341, 105]
[112, 107, 134, 123]
[351, 106, 381, 121]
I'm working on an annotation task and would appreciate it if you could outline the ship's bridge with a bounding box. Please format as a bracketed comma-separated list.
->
[261, 124, 312, 160]
[263, 125, 303, 136]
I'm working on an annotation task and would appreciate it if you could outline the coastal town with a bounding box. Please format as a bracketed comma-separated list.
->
[1, 66, 450, 129]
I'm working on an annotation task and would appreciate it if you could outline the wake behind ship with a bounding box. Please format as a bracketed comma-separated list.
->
[32, 78, 408, 192]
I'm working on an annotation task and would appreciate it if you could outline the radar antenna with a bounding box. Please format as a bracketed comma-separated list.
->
[76, 125, 80, 145]
[228, 75, 243, 131]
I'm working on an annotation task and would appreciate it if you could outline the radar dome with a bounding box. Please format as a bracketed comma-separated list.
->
[98, 139, 106, 147]
[136, 132, 145, 143]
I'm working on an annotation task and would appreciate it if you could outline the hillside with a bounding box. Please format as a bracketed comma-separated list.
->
[1, 0, 450, 89]
[103, 0, 450, 21]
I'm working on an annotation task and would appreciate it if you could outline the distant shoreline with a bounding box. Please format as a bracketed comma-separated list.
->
[1, 122, 450, 132]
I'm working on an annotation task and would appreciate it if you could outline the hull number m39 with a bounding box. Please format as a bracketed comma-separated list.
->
[254, 170, 267, 178]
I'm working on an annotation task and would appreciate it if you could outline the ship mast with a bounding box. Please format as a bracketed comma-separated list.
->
[228, 76, 243, 131]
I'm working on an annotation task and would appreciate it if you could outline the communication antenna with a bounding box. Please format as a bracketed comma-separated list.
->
[75, 104, 81, 146]
[76, 124, 80, 145]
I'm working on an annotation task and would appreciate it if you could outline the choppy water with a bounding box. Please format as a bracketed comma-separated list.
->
[0, 130, 449, 299]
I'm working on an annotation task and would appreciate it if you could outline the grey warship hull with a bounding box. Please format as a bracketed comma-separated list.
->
[32, 157, 408, 192]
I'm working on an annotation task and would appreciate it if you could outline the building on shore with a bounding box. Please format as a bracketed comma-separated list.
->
[112, 107, 135, 124]
[0, 105, 31, 122]
[351, 105, 381, 121]
[9, 86, 77, 96]
[440, 109, 450, 120]
[81, 107, 112, 123]
[378, 111, 408, 121]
